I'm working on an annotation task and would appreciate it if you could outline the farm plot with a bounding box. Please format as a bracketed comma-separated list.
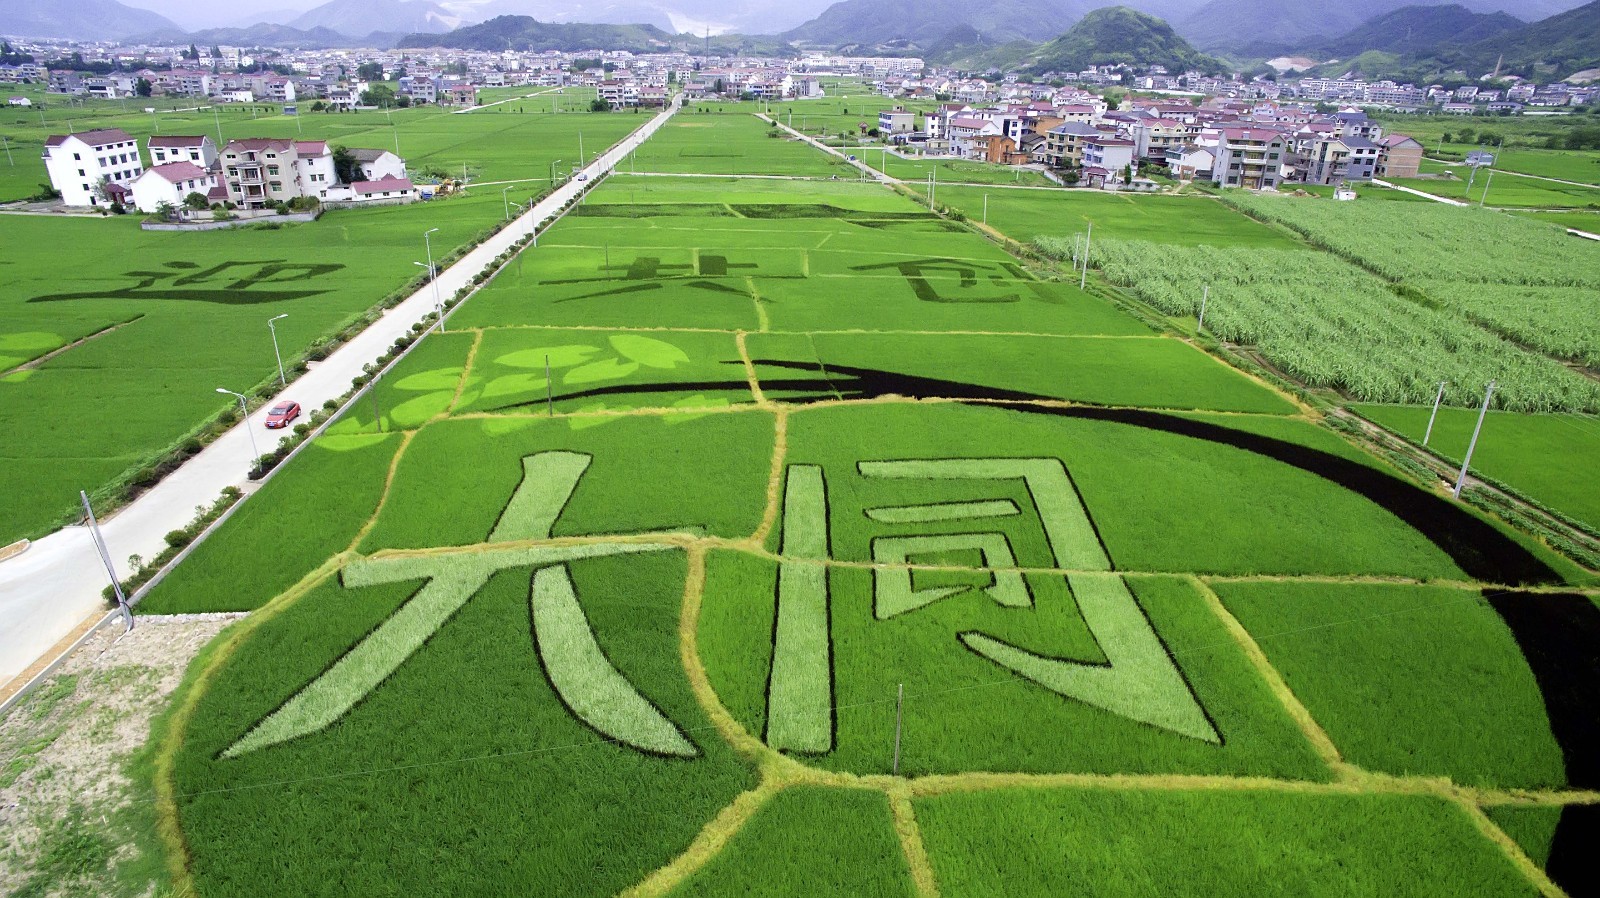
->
[877, 153, 1058, 187]
[915, 788, 1538, 897]
[1053, 238, 1600, 412]
[143, 158, 1596, 898]
[1354, 404, 1600, 531]
[632, 114, 847, 177]
[935, 185, 1303, 247]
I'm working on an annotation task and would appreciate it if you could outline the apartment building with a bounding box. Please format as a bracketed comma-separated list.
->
[1212, 128, 1285, 189]
[42, 129, 144, 207]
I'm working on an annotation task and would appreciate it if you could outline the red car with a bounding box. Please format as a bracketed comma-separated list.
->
[265, 401, 301, 429]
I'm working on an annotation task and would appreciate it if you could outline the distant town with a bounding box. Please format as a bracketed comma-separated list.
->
[4, 34, 1596, 212]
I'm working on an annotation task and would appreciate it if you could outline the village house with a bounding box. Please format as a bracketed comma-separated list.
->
[148, 135, 218, 169]
[1375, 134, 1425, 179]
[219, 138, 337, 209]
[349, 148, 407, 182]
[128, 161, 221, 213]
[42, 129, 144, 207]
[1212, 128, 1286, 189]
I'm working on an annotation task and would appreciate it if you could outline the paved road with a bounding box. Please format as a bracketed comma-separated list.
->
[0, 97, 681, 695]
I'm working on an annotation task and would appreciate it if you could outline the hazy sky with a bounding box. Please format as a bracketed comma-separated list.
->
[119, 0, 328, 28]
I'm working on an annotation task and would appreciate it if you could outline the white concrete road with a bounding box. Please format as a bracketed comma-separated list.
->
[0, 97, 681, 693]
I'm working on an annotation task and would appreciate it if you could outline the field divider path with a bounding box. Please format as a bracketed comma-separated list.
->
[0, 95, 685, 705]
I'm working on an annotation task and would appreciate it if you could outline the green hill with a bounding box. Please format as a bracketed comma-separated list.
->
[1026, 6, 1220, 74]
[781, 0, 1088, 48]
[394, 15, 675, 51]
[1317, 4, 1522, 57]
[1443, 0, 1600, 77]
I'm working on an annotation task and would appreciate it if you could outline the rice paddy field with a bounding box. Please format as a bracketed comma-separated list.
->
[0, 98, 641, 542]
[129, 112, 1600, 897]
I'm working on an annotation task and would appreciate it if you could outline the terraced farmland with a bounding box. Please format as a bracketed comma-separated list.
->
[134, 114, 1599, 898]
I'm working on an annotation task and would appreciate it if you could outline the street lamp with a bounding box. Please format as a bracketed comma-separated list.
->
[549, 158, 562, 187]
[502, 184, 512, 220]
[267, 313, 289, 385]
[216, 388, 261, 473]
[414, 261, 445, 331]
[423, 227, 444, 332]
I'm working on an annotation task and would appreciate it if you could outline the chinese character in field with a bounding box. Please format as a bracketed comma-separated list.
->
[765, 458, 1217, 755]
[225, 452, 697, 759]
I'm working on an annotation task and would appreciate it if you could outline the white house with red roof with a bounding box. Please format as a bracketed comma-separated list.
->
[42, 129, 143, 207]
[129, 161, 220, 213]
[148, 135, 218, 170]
[345, 174, 418, 204]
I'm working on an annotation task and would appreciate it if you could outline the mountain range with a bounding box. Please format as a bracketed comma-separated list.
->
[5, 0, 180, 41]
[4, 0, 1598, 81]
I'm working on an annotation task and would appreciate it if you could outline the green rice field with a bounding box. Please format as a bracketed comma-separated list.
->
[93, 111, 1600, 897]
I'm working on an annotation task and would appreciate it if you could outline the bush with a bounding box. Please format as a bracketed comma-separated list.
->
[165, 529, 193, 549]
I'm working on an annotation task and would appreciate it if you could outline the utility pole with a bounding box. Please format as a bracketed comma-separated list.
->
[213, 106, 224, 146]
[1423, 381, 1447, 446]
[1079, 221, 1092, 291]
[1452, 381, 1496, 500]
[545, 354, 554, 417]
[267, 314, 288, 385]
[892, 683, 903, 775]
[81, 492, 132, 633]
[983, 193, 988, 225]
[1479, 169, 1494, 208]
[1197, 284, 1209, 332]
[1, 135, 11, 166]
[369, 371, 384, 433]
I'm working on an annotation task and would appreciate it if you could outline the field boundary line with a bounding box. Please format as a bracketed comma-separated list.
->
[618, 779, 784, 898]
[1188, 575, 1345, 772]
[751, 409, 790, 548]
[448, 329, 485, 414]
[735, 331, 766, 405]
[347, 430, 415, 553]
[889, 784, 940, 898]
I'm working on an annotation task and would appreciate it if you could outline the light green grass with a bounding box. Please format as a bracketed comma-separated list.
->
[935, 186, 1303, 248]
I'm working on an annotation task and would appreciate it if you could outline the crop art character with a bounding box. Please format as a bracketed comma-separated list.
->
[766, 457, 1217, 755]
[224, 451, 697, 759]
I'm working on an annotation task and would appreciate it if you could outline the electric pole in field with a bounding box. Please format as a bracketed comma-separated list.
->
[1079, 221, 1092, 291]
[1453, 381, 1496, 499]
[1423, 381, 1447, 446]
[1197, 284, 1209, 332]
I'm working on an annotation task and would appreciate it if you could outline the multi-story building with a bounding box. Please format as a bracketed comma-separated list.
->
[1212, 128, 1285, 189]
[1043, 122, 1105, 168]
[42, 129, 144, 207]
[1375, 134, 1424, 179]
[1081, 135, 1135, 186]
[148, 135, 218, 169]
[1304, 135, 1379, 184]
[1129, 118, 1197, 164]
[219, 138, 337, 208]
[877, 107, 915, 136]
